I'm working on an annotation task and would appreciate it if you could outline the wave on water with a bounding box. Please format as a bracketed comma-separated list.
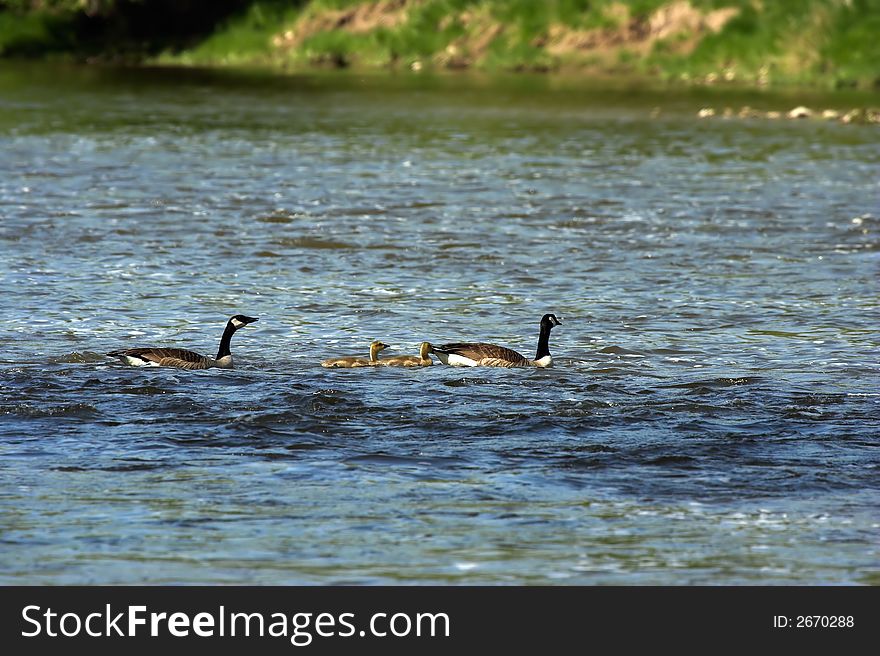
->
[597, 345, 645, 356]
[47, 351, 108, 364]
[443, 377, 494, 387]
[2, 70, 878, 584]
[108, 385, 172, 395]
[1, 402, 99, 418]
[273, 237, 354, 249]
[52, 461, 171, 472]
[660, 377, 764, 390]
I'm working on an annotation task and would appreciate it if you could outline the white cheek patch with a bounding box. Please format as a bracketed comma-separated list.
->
[231, 318, 244, 328]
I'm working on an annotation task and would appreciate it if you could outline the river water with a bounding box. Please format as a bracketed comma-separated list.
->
[1, 64, 878, 584]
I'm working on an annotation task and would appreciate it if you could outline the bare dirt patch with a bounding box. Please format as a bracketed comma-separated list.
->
[540, 1, 739, 58]
[271, 0, 738, 70]
[272, 0, 417, 49]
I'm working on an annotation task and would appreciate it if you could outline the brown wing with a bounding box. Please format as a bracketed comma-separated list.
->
[436, 342, 529, 364]
[110, 347, 211, 370]
[478, 357, 533, 368]
[156, 355, 213, 370]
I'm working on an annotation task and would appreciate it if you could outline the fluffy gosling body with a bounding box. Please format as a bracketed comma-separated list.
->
[379, 341, 433, 367]
[321, 340, 389, 368]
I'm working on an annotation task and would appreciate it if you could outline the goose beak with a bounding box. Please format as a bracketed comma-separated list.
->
[243, 316, 259, 325]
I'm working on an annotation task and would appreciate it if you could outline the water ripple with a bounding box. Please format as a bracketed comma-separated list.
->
[1, 65, 878, 584]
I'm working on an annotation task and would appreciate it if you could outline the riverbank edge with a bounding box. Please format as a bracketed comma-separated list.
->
[2, 1, 880, 92]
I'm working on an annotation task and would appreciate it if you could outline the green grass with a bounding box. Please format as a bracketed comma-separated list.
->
[645, 0, 880, 87]
[2, 0, 880, 88]
[364, 0, 468, 64]
[821, 0, 880, 86]
[0, 7, 75, 56]
[677, 2, 820, 75]
[166, 1, 303, 65]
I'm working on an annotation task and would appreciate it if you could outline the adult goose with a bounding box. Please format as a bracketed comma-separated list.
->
[379, 342, 433, 367]
[429, 314, 562, 368]
[107, 315, 258, 370]
[321, 340, 389, 368]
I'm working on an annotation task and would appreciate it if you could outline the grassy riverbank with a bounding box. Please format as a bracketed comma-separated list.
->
[2, 0, 880, 89]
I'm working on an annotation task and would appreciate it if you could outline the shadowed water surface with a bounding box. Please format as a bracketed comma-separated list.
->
[1, 65, 878, 584]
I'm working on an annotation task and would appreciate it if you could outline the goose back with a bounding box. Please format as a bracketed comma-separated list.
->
[433, 342, 530, 367]
[107, 347, 216, 370]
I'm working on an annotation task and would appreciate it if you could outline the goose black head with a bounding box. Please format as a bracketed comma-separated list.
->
[541, 313, 562, 328]
[229, 315, 259, 329]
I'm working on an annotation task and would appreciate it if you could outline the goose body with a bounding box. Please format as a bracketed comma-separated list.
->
[379, 342, 433, 367]
[321, 340, 389, 368]
[429, 314, 561, 368]
[107, 315, 258, 370]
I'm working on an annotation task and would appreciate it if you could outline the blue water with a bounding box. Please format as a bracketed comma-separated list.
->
[1, 65, 878, 583]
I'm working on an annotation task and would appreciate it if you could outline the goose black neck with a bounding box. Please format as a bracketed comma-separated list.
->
[535, 322, 552, 360]
[216, 322, 237, 359]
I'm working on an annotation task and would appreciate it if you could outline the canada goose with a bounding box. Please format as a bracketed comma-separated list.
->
[107, 315, 258, 370]
[321, 340, 389, 368]
[379, 342, 434, 367]
[429, 314, 562, 368]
